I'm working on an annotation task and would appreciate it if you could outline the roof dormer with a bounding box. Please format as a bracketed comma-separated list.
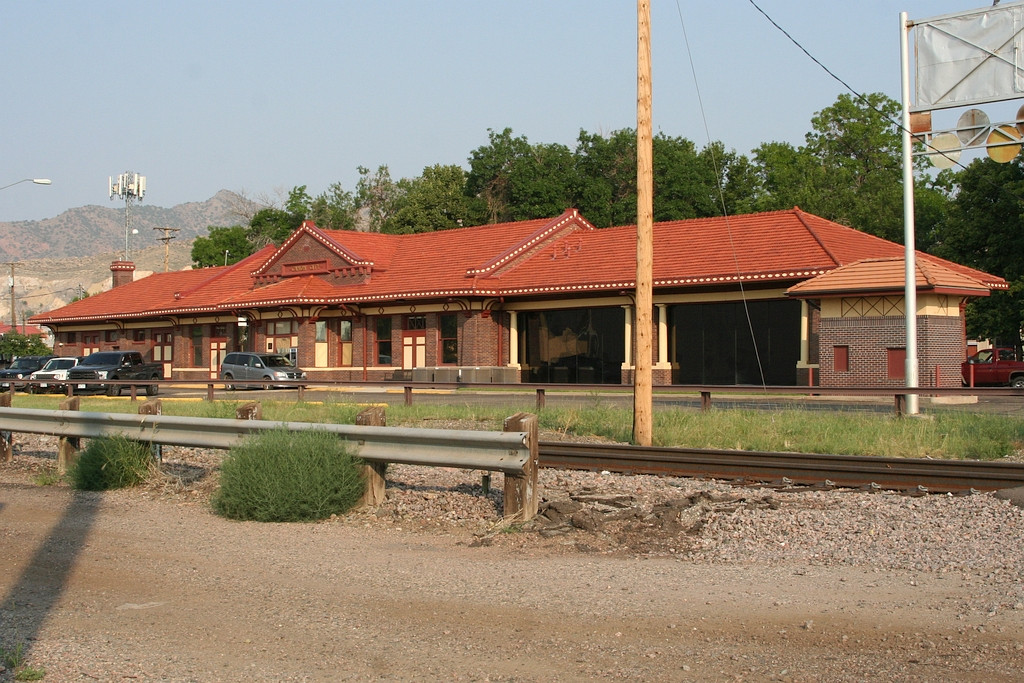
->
[250, 220, 375, 287]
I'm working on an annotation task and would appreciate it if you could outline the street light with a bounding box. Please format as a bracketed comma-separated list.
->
[0, 178, 51, 191]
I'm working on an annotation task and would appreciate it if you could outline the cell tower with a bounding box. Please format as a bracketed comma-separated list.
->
[109, 171, 146, 260]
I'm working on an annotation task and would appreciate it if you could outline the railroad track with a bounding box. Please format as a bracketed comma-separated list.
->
[538, 442, 1024, 493]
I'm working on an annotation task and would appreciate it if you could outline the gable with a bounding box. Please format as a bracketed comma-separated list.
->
[251, 222, 373, 288]
[466, 209, 596, 279]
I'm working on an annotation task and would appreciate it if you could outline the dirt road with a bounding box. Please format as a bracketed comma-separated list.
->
[3, 472, 1024, 682]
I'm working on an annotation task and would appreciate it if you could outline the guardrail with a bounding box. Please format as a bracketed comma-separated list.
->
[0, 405, 540, 521]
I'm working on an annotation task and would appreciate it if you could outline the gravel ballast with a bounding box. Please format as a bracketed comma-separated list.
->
[2, 433, 1023, 681]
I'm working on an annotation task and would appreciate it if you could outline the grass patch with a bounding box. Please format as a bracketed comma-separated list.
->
[32, 467, 62, 486]
[1, 642, 45, 681]
[68, 436, 153, 491]
[211, 429, 366, 522]
[11, 393, 1024, 460]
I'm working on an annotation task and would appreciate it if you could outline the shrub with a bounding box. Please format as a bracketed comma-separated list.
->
[68, 435, 153, 491]
[211, 429, 366, 522]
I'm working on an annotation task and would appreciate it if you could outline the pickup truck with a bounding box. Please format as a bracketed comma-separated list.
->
[68, 351, 163, 396]
[961, 347, 1024, 387]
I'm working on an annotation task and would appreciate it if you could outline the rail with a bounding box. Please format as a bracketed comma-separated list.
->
[18, 378, 1024, 416]
[538, 441, 1024, 493]
[0, 406, 539, 520]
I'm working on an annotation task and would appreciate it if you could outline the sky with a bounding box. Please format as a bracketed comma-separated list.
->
[1, 0, 1018, 225]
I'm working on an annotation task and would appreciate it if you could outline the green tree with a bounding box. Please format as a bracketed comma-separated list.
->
[506, 141, 577, 221]
[245, 186, 309, 247]
[308, 182, 358, 231]
[191, 225, 254, 268]
[384, 165, 484, 234]
[803, 92, 905, 241]
[0, 332, 51, 357]
[466, 127, 533, 223]
[574, 128, 637, 227]
[930, 156, 1024, 344]
[749, 140, 823, 213]
[651, 135, 720, 220]
[356, 165, 401, 232]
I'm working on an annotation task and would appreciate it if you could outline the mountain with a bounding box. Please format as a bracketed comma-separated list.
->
[12, 241, 197, 324]
[1, 190, 260, 325]
[0, 189, 255, 262]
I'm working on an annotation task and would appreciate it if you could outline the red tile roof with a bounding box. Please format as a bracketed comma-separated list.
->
[29, 208, 1006, 324]
[0, 323, 47, 336]
[786, 257, 992, 297]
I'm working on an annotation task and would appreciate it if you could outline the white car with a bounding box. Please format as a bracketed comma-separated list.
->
[28, 356, 84, 394]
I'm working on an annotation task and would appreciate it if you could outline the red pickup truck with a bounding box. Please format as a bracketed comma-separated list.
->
[961, 347, 1024, 387]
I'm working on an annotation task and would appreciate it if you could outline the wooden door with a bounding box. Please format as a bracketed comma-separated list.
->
[209, 340, 227, 379]
[402, 332, 426, 369]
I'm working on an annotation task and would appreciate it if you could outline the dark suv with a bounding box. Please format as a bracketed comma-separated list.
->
[0, 355, 55, 390]
[219, 352, 306, 390]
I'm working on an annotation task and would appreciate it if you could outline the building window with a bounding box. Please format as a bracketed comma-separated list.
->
[104, 330, 117, 343]
[406, 315, 426, 330]
[83, 334, 100, 355]
[833, 345, 849, 373]
[154, 331, 173, 362]
[192, 325, 203, 366]
[887, 347, 906, 380]
[440, 313, 458, 364]
[212, 324, 228, 338]
[65, 331, 77, 344]
[267, 319, 297, 355]
[133, 329, 146, 342]
[338, 319, 352, 366]
[315, 320, 327, 342]
[376, 316, 392, 365]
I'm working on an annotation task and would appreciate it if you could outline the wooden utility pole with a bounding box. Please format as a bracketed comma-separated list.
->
[153, 227, 180, 272]
[6, 263, 15, 331]
[634, 0, 654, 446]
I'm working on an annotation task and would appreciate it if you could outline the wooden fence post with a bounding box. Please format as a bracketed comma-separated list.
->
[404, 386, 413, 406]
[536, 388, 546, 410]
[57, 396, 81, 473]
[356, 405, 387, 506]
[139, 399, 163, 462]
[0, 392, 11, 463]
[700, 391, 712, 412]
[503, 412, 538, 523]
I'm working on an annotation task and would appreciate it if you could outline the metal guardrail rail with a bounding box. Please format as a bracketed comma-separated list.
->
[0, 406, 530, 473]
[538, 441, 1024, 493]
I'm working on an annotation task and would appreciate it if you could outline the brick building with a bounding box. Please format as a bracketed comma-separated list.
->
[29, 208, 1005, 388]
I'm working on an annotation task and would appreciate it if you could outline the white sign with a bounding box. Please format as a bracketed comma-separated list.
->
[914, 2, 1024, 111]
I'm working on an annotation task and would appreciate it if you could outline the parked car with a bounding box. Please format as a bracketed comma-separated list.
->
[220, 352, 307, 390]
[67, 351, 163, 396]
[961, 347, 1024, 387]
[0, 355, 55, 391]
[27, 356, 84, 394]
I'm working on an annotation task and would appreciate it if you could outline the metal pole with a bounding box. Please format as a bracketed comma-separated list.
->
[900, 11, 920, 414]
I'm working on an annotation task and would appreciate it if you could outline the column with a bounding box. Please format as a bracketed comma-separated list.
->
[508, 311, 520, 368]
[655, 304, 670, 369]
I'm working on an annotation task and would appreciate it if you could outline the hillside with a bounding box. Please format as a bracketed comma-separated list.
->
[0, 189, 261, 324]
[11, 240, 197, 324]
[0, 189, 255, 262]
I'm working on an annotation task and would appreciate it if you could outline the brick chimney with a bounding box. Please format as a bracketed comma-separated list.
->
[110, 260, 135, 288]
